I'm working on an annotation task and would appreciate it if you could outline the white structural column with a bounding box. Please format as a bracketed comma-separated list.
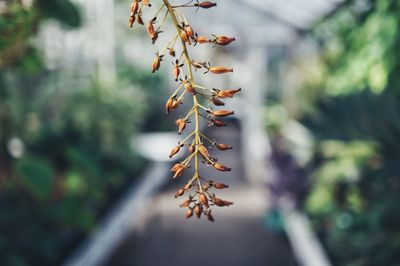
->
[237, 45, 272, 185]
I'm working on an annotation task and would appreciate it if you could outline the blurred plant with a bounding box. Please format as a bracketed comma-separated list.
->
[129, 0, 240, 221]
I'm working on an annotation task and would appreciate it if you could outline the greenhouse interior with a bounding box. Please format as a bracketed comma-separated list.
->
[1, 0, 400, 266]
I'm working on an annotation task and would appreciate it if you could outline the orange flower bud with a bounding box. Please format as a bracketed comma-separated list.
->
[147, 19, 155, 39]
[136, 14, 144, 25]
[185, 82, 195, 93]
[169, 144, 181, 158]
[188, 144, 195, 154]
[170, 163, 182, 173]
[181, 30, 191, 45]
[191, 60, 207, 69]
[173, 63, 180, 81]
[213, 162, 231, 172]
[129, 14, 135, 27]
[216, 88, 241, 98]
[198, 144, 210, 158]
[213, 197, 233, 207]
[185, 25, 195, 39]
[215, 143, 232, 151]
[194, 204, 203, 218]
[175, 118, 187, 134]
[209, 118, 227, 127]
[130, 0, 139, 15]
[211, 110, 234, 117]
[212, 97, 225, 106]
[175, 188, 185, 198]
[180, 199, 191, 208]
[170, 99, 180, 110]
[214, 36, 236, 46]
[195, 35, 209, 44]
[214, 182, 229, 189]
[209, 66, 233, 74]
[151, 53, 162, 73]
[196, 1, 217, 9]
[199, 193, 209, 208]
[173, 165, 185, 178]
[185, 208, 193, 219]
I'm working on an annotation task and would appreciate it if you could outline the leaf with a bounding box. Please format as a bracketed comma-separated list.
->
[37, 0, 81, 28]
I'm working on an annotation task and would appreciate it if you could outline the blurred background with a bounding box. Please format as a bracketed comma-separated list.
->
[1, 0, 400, 266]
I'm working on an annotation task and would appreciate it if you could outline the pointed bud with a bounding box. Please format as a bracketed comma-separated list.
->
[152, 54, 162, 73]
[213, 197, 233, 207]
[216, 88, 241, 98]
[175, 118, 187, 134]
[169, 145, 181, 158]
[170, 163, 182, 173]
[198, 144, 210, 158]
[199, 193, 209, 208]
[215, 143, 232, 151]
[175, 188, 185, 198]
[188, 144, 195, 154]
[168, 48, 176, 57]
[214, 182, 229, 189]
[195, 35, 210, 44]
[211, 110, 234, 117]
[213, 162, 231, 172]
[185, 208, 193, 219]
[214, 36, 236, 46]
[130, 0, 139, 15]
[173, 165, 186, 178]
[129, 14, 135, 27]
[194, 204, 203, 218]
[212, 97, 225, 106]
[181, 31, 191, 45]
[196, 1, 217, 9]
[180, 199, 191, 208]
[185, 82, 195, 93]
[209, 66, 233, 74]
[185, 25, 195, 39]
[209, 118, 227, 127]
[147, 20, 155, 39]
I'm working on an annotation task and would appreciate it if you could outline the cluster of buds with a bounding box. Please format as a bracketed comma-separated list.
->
[129, 0, 240, 221]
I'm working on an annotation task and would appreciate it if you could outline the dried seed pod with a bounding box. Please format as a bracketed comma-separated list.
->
[175, 118, 187, 134]
[198, 144, 210, 158]
[213, 162, 231, 172]
[168, 48, 176, 57]
[211, 110, 234, 117]
[165, 97, 174, 113]
[129, 14, 135, 27]
[196, 1, 217, 9]
[215, 88, 241, 98]
[195, 35, 210, 44]
[199, 193, 209, 208]
[169, 144, 182, 158]
[136, 14, 144, 25]
[188, 144, 195, 154]
[173, 165, 186, 178]
[209, 66, 233, 74]
[130, 0, 139, 15]
[185, 24, 195, 39]
[215, 143, 232, 151]
[214, 35, 236, 46]
[194, 204, 203, 218]
[214, 182, 229, 189]
[173, 59, 182, 81]
[180, 199, 191, 208]
[170, 163, 183, 173]
[191, 60, 207, 69]
[175, 188, 185, 198]
[185, 208, 193, 219]
[181, 30, 191, 45]
[213, 197, 233, 207]
[146, 19, 156, 39]
[209, 118, 227, 127]
[151, 53, 162, 73]
[212, 97, 225, 106]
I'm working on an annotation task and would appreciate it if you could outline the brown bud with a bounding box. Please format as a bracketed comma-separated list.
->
[213, 197, 233, 207]
[214, 36, 236, 46]
[165, 97, 173, 113]
[180, 199, 191, 208]
[185, 208, 193, 218]
[216, 88, 241, 98]
[195, 35, 210, 44]
[168, 48, 176, 57]
[214, 182, 229, 189]
[129, 14, 135, 27]
[136, 14, 144, 25]
[215, 143, 232, 151]
[173, 65, 180, 81]
[211, 110, 234, 117]
[191, 60, 207, 69]
[199, 193, 209, 208]
[196, 1, 217, 9]
[171, 99, 180, 109]
[209, 118, 227, 127]
[209, 66, 233, 74]
[181, 30, 191, 45]
[147, 20, 155, 39]
[213, 162, 231, 172]
[194, 204, 203, 218]
[185, 82, 195, 93]
[173, 165, 186, 178]
[175, 188, 185, 198]
[152, 54, 162, 73]
[212, 97, 225, 106]
[198, 144, 210, 158]
[170, 163, 182, 173]
[130, 0, 139, 15]
[185, 25, 195, 39]
[188, 144, 195, 154]
[206, 210, 215, 222]
[175, 118, 187, 134]
[169, 145, 181, 158]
